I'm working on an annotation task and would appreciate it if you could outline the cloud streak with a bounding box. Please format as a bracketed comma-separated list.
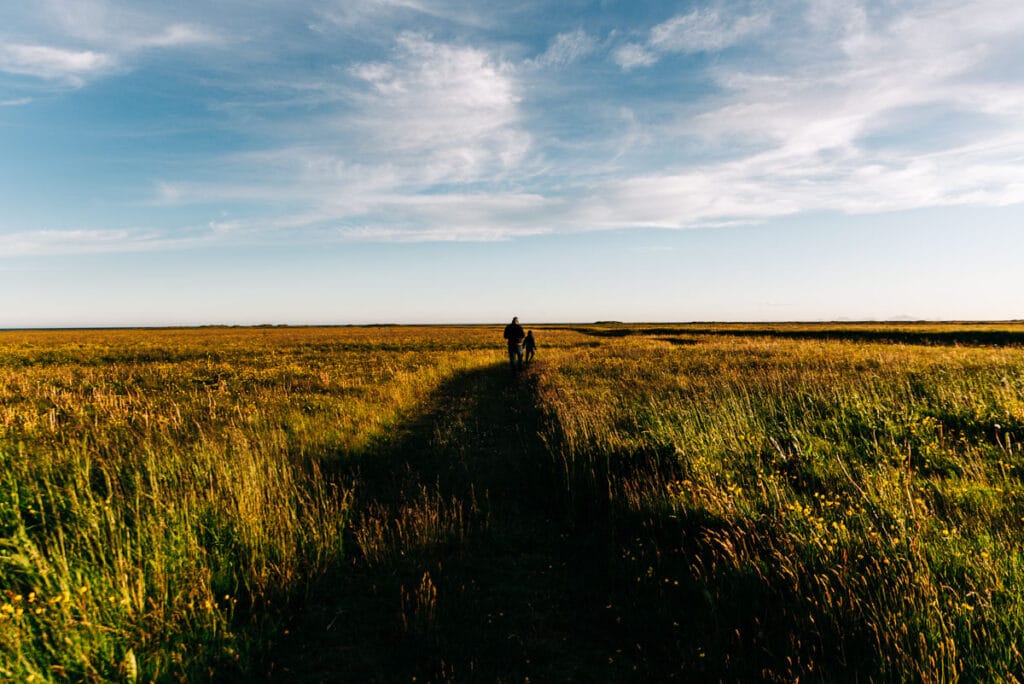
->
[0, 1, 223, 87]
[612, 4, 772, 71]
[649, 6, 771, 53]
[532, 29, 597, 68]
[0, 44, 113, 84]
[0, 228, 205, 257]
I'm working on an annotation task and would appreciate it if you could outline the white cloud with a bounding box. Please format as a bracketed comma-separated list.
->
[649, 7, 771, 53]
[589, 0, 1024, 228]
[612, 5, 771, 71]
[0, 43, 113, 83]
[612, 43, 657, 70]
[532, 29, 596, 68]
[150, 33, 538, 242]
[311, 0, 490, 31]
[126, 23, 221, 50]
[0, 2, 223, 88]
[0, 97, 33, 106]
[571, 128, 1024, 232]
[40, 0, 221, 51]
[339, 193, 552, 242]
[313, 0, 429, 27]
[804, 0, 868, 55]
[0, 228, 200, 257]
[347, 32, 531, 185]
[155, 171, 556, 243]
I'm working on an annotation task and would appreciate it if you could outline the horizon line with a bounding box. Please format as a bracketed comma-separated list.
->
[3, 319, 1024, 332]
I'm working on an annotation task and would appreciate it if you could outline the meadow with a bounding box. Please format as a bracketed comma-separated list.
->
[1, 323, 1023, 681]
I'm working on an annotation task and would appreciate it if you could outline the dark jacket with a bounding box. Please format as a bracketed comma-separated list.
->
[503, 322, 525, 347]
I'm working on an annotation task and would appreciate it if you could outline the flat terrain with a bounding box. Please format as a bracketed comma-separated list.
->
[2, 323, 1024, 681]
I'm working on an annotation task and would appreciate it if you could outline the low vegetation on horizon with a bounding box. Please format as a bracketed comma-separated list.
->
[2, 323, 1023, 681]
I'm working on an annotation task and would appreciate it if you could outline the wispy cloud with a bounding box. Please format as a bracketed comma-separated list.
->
[126, 23, 221, 50]
[566, 1, 1024, 231]
[312, 0, 431, 27]
[570, 130, 1024, 232]
[347, 32, 530, 184]
[0, 1, 223, 88]
[612, 4, 771, 71]
[161, 30, 532, 193]
[40, 0, 222, 52]
[0, 43, 114, 84]
[612, 43, 657, 71]
[311, 0, 491, 32]
[0, 228, 204, 257]
[0, 97, 33, 106]
[531, 29, 597, 68]
[679, 1, 1024, 178]
[649, 6, 771, 53]
[339, 193, 552, 242]
[149, 31, 538, 241]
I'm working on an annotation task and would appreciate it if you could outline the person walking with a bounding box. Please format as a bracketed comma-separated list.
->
[503, 316, 526, 372]
[524, 330, 536, 364]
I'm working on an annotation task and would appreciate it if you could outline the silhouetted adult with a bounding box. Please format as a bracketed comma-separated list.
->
[503, 316, 526, 372]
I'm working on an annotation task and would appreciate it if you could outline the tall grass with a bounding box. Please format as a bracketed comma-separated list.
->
[0, 327, 504, 681]
[534, 327, 1024, 679]
[4, 323, 1024, 680]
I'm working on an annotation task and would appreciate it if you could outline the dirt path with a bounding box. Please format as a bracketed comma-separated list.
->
[260, 363, 616, 682]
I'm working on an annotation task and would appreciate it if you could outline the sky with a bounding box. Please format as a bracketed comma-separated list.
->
[1, 0, 1023, 326]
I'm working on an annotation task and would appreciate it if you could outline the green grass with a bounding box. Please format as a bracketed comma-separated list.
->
[535, 326, 1024, 681]
[2, 324, 1023, 681]
[0, 327, 504, 681]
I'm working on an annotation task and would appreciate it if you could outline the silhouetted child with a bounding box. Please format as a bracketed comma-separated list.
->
[524, 330, 536, 363]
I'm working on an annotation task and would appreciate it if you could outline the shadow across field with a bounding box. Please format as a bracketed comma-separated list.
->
[559, 325, 1024, 347]
[254, 359, 884, 681]
[259, 363, 621, 682]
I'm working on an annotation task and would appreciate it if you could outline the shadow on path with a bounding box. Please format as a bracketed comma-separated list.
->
[260, 362, 615, 682]
[251, 359, 882, 682]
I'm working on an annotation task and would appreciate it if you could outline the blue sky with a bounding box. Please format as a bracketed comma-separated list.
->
[2, 0, 1023, 325]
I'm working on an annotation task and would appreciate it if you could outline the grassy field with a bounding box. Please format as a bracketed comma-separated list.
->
[2, 323, 1023, 681]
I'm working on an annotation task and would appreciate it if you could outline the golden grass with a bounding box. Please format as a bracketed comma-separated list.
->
[2, 323, 1023, 680]
[0, 326, 507, 680]
[533, 328, 1024, 680]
